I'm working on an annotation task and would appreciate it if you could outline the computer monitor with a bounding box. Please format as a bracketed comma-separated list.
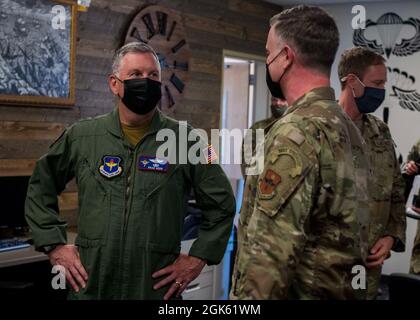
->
[0, 176, 30, 229]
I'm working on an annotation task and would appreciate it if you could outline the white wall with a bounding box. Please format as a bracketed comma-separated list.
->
[322, 0, 420, 275]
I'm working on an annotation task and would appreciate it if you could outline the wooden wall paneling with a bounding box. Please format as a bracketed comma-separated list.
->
[0, 159, 36, 177]
[0, 121, 67, 140]
[0, 140, 52, 160]
[227, 0, 280, 18]
[75, 73, 111, 93]
[0, 106, 80, 123]
[75, 55, 112, 76]
[59, 192, 78, 211]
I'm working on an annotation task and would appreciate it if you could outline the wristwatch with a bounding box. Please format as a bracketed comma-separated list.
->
[40, 244, 58, 254]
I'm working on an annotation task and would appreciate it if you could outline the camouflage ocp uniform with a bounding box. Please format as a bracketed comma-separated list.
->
[353, 115, 406, 299]
[241, 114, 284, 177]
[231, 87, 371, 300]
[409, 139, 420, 274]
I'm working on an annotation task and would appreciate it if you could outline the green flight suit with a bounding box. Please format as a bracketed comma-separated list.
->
[354, 115, 406, 299]
[25, 108, 236, 299]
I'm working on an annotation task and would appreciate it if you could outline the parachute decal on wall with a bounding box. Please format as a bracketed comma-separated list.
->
[353, 12, 420, 57]
[387, 67, 420, 112]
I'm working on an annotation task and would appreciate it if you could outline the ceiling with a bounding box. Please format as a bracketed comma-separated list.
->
[264, 0, 395, 5]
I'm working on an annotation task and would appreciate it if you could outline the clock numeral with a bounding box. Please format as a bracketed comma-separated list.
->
[156, 11, 168, 36]
[142, 13, 156, 39]
[165, 85, 175, 108]
[167, 21, 177, 42]
[173, 61, 189, 71]
[170, 73, 185, 94]
[157, 53, 169, 69]
[130, 27, 147, 43]
[171, 39, 186, 54]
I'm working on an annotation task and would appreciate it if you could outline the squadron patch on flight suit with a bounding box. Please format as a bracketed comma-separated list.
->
[99, 156, 123, 178]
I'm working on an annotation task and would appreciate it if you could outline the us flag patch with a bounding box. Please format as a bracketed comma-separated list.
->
[203, 144, 218, 164]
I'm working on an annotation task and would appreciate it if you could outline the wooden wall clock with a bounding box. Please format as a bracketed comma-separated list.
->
[124, 5, 190, 115]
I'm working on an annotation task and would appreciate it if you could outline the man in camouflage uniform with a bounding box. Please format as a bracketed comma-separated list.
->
[231, 5, 370, 300]
[338, 47, 406, 299]
[241, 97, 287, 176]
[406, 139, 420, 274]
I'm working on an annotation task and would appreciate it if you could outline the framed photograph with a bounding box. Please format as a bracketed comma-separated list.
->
[0, 0, 77, 106]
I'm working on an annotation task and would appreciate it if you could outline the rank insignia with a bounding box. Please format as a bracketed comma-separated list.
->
[259, 169, 281, 195]
[138, 156, 169, 172]
[99, 156, 123, 178]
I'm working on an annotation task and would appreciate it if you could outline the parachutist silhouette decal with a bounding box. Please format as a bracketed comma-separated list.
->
[387, 67, 420, 112]
[353, 13, 420, 58]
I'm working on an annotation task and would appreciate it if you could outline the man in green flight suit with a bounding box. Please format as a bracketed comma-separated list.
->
[338, 47, 406, 299]
[231, 5, 370, 300]
[25, 42, 236, 300]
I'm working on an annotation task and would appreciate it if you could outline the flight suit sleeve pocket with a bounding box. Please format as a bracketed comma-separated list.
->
[256, 145, 313, 217]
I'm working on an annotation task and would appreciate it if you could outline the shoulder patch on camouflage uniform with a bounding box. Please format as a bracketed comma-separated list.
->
[286, 129, 305, 146]
[257, 140, 315, 217]
[268, 147, 304, 178]
[259, 169, 281, 196]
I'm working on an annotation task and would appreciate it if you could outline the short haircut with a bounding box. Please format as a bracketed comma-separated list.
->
[111, 42, 160, 75]
[338, 47, 386, 89]
[270, 5, 339, 75]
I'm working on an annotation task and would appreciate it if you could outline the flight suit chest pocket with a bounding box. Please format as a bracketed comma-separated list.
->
[76, 158, 111, 243]
[137, 157, 180, 195]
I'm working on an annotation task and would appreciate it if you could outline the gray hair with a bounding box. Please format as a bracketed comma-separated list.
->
[111, 42, 160, 75]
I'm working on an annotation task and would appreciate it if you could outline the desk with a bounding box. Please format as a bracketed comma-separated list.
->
[0, 232, 77, 299]
[0, 234, 224, 299]
[0, 232, 77, 269]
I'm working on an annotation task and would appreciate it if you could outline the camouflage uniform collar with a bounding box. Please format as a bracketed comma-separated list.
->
[362, 114, 381, 138]
[106, 108, 166, 138]
[285, 87, 336, 115]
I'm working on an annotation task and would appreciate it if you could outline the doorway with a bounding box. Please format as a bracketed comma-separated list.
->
[216, 50, 269, 300]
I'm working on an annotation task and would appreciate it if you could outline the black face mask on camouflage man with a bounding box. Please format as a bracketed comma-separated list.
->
[116, 77, 162, 115]
[266, 48, 288, 100]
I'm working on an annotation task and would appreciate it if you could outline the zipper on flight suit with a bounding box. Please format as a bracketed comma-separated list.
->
[122, 130, 155, 232]
[119, 131, 154, 298]
[123, 148, 134, 230]
[118, 146, 134, 299]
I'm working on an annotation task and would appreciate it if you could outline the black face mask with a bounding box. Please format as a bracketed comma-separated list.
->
[266, 49, 287, 100]
[270, 103, 287, 118]
[116, 77, 162, 115]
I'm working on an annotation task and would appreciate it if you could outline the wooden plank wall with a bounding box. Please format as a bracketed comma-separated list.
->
[0, 0, 281, 226]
